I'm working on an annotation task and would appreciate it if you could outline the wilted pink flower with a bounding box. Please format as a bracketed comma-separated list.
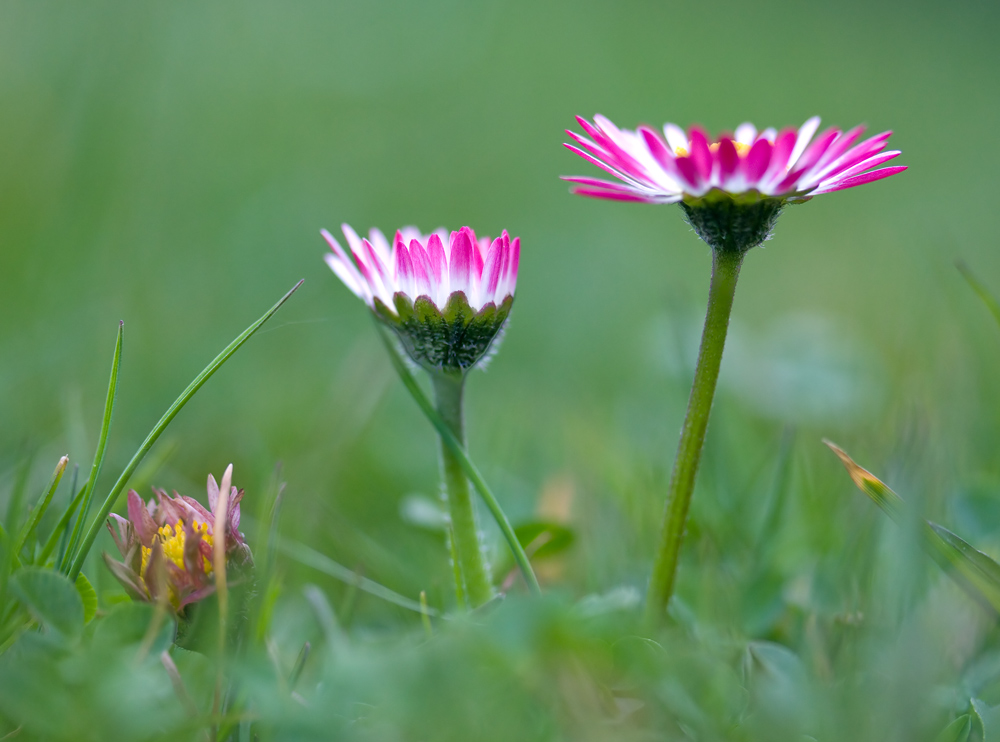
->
[322, 225, 520, 371]
[104, 466, 250, 611]
[563, 115, 906, 204]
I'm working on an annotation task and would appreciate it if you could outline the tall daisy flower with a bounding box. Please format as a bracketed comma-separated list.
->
[323, 225, 522, 608]
[564, 115, 906, 625]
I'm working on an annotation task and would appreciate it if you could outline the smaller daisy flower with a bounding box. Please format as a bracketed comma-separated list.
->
[564, 115, 906, 253]
[104, 467, 250, 612]
[323, 224, 520, 372]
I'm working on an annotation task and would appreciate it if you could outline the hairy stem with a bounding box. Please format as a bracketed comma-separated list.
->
[431, 372, 494, 608]
[645, 248, 744, 626]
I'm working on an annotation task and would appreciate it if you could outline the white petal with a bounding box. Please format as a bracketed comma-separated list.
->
[664, 123, 688, 153]
[735, 123, 757, 145]
[789, 116, 820, 168]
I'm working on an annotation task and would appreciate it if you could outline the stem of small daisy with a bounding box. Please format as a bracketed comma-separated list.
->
[644, 247, 744, 627]
[431, 371, 495, 609]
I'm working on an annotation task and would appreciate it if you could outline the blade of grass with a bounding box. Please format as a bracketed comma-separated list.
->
[957, 260, 1000, 329]
[826, 439, 1000, 614]
[374, 323, 541, 595]
[0, 460, 32, 608]
[16, 456, 68, 563]
[278, 538, 438, 616]
[69, 280, 303, 580]
[63, 321, 124, 573]
[44, 473, 84, 567]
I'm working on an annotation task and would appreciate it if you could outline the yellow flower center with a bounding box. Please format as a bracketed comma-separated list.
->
[140, 520, 214, 578]
[674, 141, 752, 158]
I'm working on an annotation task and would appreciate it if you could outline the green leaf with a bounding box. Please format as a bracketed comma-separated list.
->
[75, 572, 98, 624]
[936, 714, 972, 742]
[514, 521, 575, 561]
[10, 567, 84, 638]
[92, 601, 175, 653]
[69, 279, 303, 579]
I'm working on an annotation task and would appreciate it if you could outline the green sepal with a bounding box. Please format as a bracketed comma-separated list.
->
[681, 189, 786, 254]
[374, 291, 513, 372]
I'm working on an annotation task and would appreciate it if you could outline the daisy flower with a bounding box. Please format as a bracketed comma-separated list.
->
[323, 224, 520, 372]
[565, 115, 906, 253]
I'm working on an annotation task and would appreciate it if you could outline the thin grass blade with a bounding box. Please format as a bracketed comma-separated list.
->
[957, 260, 1000, 330]
[826, 439, 1000, 614]
[63, 321, 123, 572]
[16, 456, 68, 563]
[279, 538, 437, 616]
[69, 280, 303, 579]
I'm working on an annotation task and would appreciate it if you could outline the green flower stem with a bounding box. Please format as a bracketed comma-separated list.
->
[645, 248, 744, 626]
[374, 323, 541, 595]
[431, 371, 495, 608]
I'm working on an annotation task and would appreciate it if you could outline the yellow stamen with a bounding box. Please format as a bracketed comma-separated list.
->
[676, 141, 752, 158]
[140, 520, 214, 578]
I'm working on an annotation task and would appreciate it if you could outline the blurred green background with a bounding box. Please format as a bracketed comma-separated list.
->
[3, 0, 1000, 662]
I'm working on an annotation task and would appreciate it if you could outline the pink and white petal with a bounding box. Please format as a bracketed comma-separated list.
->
[409, 239, 434, 298]
[570, 187, 661, 203]
[761, 128, 799, 187]
[788, 116, 821, 168]
[807, 131, 893, 186]
[758, 127, 777, 143]
[810, 165, 907, 195]
[427, 232, 448, 292]
[368, 228, 393, 266]
[806, 125, 865, 177]
[734, 122, 757, 146]
[340, 223, 365, 257]
[393, 237, 415, 298]
[324, 253, 368, 301]
[449, 229, 473, 297]
[816, 150, 901, 186]
[481, 236, 504, 301]
[563, 144, 649, 189]
[638, 126, 679, 176]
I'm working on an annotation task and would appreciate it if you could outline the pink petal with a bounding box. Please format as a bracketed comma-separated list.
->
[743, 138, 773, 184]
[510, 236, 520, 289]
[674, 156, 704, 191]
[570, 187, 657, 203]
[206, 474, 219, 512]
[362, 238, 388, 281]
[687, 127, 712, 181]
[128, 490, 158, 545]
[811, 165, 907, 194]
[716, 138, 740, 182]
